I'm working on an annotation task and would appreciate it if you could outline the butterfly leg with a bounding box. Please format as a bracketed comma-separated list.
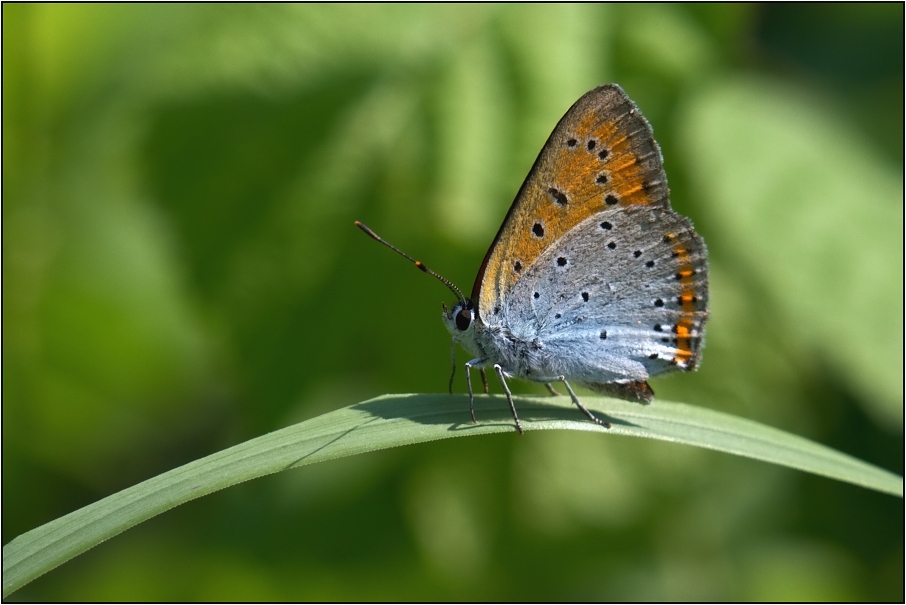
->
[493, 364, 524, 434]
[480, 369, 489, 394]
[464, 358, 486, 424]
[558, 376, 611, 429]
[544, 383, 561, 396]
[448, 339, 456, 395]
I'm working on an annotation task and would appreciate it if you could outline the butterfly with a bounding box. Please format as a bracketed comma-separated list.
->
[357, 84, 709, 433]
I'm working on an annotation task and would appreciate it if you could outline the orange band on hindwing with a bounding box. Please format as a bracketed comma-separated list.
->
[667, 239, 705, 368]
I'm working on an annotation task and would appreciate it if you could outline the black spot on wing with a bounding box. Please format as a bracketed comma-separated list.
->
[548, 187, 568, 206]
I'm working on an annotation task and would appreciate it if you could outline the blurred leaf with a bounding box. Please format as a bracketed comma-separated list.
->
[434, 30, 512, 245]
[3, 393, 901, 597]
[741, 540, 861, 601]
[621, 4, 716, 82]
[679, 77, 904, 429]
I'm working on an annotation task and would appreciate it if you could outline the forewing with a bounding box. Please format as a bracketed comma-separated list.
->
[473, 84, 670, 322]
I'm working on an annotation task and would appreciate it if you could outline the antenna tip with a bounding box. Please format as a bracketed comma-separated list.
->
[355, 221, 380, 240]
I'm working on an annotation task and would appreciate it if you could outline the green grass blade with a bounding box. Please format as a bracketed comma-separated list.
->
[3, 394, 902, 597]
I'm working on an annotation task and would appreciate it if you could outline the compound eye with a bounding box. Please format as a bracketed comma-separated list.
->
[455, 308, 472, 331]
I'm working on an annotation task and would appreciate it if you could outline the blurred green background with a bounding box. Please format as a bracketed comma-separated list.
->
[3, 4, 903, 601]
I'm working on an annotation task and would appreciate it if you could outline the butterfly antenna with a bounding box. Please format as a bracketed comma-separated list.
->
[355, 221, 466, 303]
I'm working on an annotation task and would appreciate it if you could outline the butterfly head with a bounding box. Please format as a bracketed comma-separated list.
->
[441, 299, 483, 354]
[442, 299, 474, 330]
